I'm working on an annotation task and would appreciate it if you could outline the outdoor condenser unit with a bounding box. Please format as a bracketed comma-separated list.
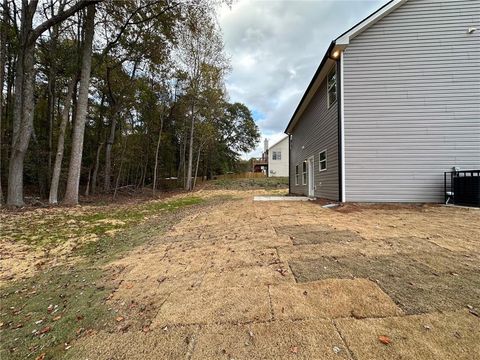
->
[445, 170, 480, 207]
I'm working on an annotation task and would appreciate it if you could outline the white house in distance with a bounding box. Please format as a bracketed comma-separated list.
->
[268, 136, 289, 177]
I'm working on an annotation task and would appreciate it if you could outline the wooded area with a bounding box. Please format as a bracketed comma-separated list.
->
[0, 0, 260, 206]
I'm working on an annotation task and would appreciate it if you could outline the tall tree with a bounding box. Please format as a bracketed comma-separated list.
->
[6, 0, 100, 206]
[0, 0, 8, 204]
[178, 6, 228, 191]
[63, 3, 96, 205]
[48, 77, 76, 204]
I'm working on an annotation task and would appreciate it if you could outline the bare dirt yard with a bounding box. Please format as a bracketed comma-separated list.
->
[1, 181, 479, 359]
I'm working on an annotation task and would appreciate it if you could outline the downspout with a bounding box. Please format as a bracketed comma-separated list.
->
[288, 134, 291, 194]
[336, 51, 345, 202]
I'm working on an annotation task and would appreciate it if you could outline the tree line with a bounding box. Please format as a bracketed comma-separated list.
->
[0, 0, 260, 206]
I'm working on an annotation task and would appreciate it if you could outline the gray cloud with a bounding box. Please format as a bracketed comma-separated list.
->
[218, 0, 387, 158]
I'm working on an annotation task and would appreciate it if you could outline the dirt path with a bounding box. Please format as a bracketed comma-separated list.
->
[70, 192, 480, 359]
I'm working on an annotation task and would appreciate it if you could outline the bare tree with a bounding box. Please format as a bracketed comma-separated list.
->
[0, 0, 8, 204]
[178, 6, 228, 191]
[91, 142, 103, 194]
[63, 3, 96, 205]
[6, 0, 101, 206]
[48, 77, 76, 204]
[152, 110, 164, 194]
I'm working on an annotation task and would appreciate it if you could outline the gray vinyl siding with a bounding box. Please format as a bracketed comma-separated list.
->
[290, 68, 339, 200]
[343, 0, 480, 202]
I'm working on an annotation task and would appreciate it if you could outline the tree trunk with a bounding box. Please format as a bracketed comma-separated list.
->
[104, 116, 117, 192]
[49, 77, 76, 204]
[6, 0, 96, 206]
[113, 135, 127, 199]
[7, 1, 37, 206]
[186, 106, 195, 191]
[193, 143, 203, 189]
[63, 4, 96, 205]
[91, 142, 103, 194]
[46, 67, 56, 184]
[84, 167, 91, 196]
[152, 114, 164, 194]
[0, 0, 6, 204]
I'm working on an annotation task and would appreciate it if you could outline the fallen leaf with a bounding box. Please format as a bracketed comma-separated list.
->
[38, 326, 51, 335]
[35, 353, 46, 360]
[76, 315, 84, 321]
[378, 335, 391, 345]
[117, 323, 130, 332]
[290, 346, 298, 354]
[52, 315, 62, 321]
[276, 268, 287, 276]
[116, 316, 125, 322]
[125, 283, 133, 289]
[332, 346, 341, 354]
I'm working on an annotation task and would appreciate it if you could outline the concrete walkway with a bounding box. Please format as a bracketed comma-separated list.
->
[253, 195, 311, 201]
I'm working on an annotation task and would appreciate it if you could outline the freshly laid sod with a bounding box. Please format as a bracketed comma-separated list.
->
[0, 195, 225, 360]
[2, 189, 479, 359]
[209, 177, 288, 190]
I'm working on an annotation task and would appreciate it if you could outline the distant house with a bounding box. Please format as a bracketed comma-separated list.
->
[252, 139, 269, 173]
[268, 136, 289, 177]
[285, 0, 480, 202]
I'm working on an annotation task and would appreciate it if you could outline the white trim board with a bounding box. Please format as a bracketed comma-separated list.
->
[335, 0, 408, 46]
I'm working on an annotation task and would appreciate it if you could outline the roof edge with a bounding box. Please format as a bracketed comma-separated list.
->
[284, 0, 408, 135]
[284, 41, 335, 134]
[268, 135, 289, 150]
[336, 0, 407, 45]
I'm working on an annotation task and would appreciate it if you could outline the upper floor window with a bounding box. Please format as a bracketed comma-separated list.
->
[272, 151, 281, 160]
[327, 67, 337, 108]
[319, 150, 327, 171]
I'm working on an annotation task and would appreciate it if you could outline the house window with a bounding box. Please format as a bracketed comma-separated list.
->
[319, 150, 327, 171]
[272, 151, 281, 160]
[327, 67, 337, 108]
[302, 161, 307, 185]
[295, 164, 300, 185]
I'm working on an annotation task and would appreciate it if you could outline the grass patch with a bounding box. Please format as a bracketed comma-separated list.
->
[0, 195, 230, 359]
[0, 267, 113, 360]
[210, 177, 288, 190]
[1, 196, 204, 249]
[79, 197, 205, 263]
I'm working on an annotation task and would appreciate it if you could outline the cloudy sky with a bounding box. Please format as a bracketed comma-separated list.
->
[218, 0, 388, 158]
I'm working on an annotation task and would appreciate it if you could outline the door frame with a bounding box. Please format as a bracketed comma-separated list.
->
[307, 156, 315, 197]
